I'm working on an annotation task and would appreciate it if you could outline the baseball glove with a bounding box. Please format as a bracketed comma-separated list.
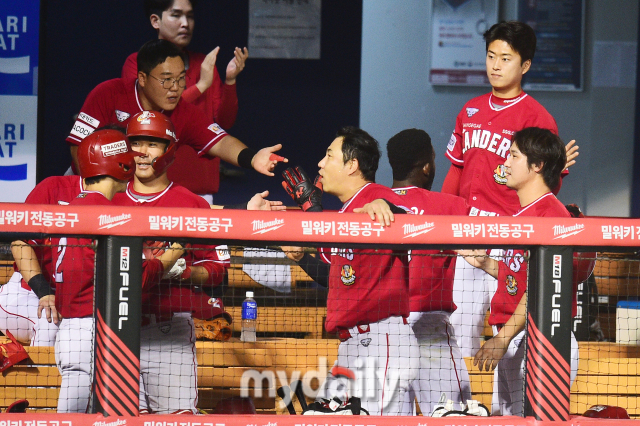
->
[194, 317, 232, 341]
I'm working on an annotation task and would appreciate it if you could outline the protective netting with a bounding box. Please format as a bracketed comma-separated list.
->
[0, 214, 638, 419]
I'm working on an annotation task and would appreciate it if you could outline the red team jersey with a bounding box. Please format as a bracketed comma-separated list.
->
[391, 186, 477, 313]
[56, 192, 165, 318]
[112, 181, 231, 316]
[319, 183, 411, 332]
[17, 176, 85, 291]
[65, 79, 228, 161]
[122, 50, 238, 194]
[445, 92, 561, 216]
[490, 193, 570, 325]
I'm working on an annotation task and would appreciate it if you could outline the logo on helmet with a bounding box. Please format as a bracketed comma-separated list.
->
[137, 111, 156, 125]
[101, 140, 128, 157]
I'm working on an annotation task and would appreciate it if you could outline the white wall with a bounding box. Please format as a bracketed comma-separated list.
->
[361, 1, 638, 217]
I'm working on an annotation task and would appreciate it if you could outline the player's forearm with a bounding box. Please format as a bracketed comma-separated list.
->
[157, 243, 186, 271]
[297, 252, 329, 288]
[207, 135, 247, 167]
[499, 293, 527, 342]
[441, 164, 462, 195]
[11, 241, 42, 281]
[183, 265, 210, 285]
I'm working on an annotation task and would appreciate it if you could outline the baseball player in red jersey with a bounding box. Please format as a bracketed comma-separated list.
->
[459, 127, 582, 416]
[3, 176, 86, 346]
[122, 0, 248, 197]
[67, 39, 284, 180]
[111, 111, 230, 414]
[122, 0, 246, 130]
[442, 21, 579, 359]
[283, 127, 420, 416]
[55, 129, 186, 413]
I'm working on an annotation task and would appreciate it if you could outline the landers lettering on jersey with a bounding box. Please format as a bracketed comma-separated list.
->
[506, 275, 518, 296]
[252, 218, 284, 234]
[98, 213, 133, 229]
[403, 221, 435, 238]
[493, 164, 508, 185]
[553, 223, 585, 239]
[340, 264, 356, 285]
[462, 129, 511, 159]
[331, 247, 354, 261]
[504, 249, 525, 272]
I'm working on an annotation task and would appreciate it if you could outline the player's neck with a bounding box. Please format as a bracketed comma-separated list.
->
[517, 181, 551, 208]
[132, 173, 171, 194]
[337, 179, 370, 203]
[491, 84, 523, 99]
[84, 179, 123, 201]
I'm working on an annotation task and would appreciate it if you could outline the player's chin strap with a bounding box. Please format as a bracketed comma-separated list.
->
[431, 393, 490, 417]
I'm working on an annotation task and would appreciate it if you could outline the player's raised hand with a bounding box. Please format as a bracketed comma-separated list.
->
[252, 144, 288, 176]
[226, 47, 248, 85]
[564, 139, 579, 171]
[196, 47, 220, 94]
[247, 190, 286, 211]
[38, 295, 61, 325]
[282, 166, 323, 211]
[473, 334, 509, 372]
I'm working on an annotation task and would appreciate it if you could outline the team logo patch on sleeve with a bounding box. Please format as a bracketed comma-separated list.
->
[216, 245, 231, 260]
[447, 133, 456, 151]
[466, 107, 479, 117]
[208, 123, 224, 134]
[115, 110, 131, 122]
[340, 265, 356, 285]
[506, 275, 518, 296]
[493, 164, 508, 185]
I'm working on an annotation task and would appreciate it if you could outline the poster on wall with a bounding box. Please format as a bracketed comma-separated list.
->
[248, 0, 321, 59]
[429, 0, 499, 86]
[0, 1, 39, 202]
[518, 0, 584, 91]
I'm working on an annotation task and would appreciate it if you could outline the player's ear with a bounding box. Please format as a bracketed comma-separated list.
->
[150, 14, 162, 30]
[531, 161, 543, 173]
[346, 158, 359, 176]
[138, 71, 147, 88]
[521, 59, 532, 75]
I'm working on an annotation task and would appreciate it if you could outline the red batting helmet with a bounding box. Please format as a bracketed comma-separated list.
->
[126, 111, 178, 175]
[583, 405, 630, 419]
[77, 129, 142, 181]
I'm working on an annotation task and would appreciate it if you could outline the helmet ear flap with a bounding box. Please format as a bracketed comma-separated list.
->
[151, 139, 177, 175]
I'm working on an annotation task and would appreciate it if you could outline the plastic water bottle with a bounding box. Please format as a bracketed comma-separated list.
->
[241, 291, 257, 342]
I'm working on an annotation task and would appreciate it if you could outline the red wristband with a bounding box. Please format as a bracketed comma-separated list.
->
[180, 266, 192, 281]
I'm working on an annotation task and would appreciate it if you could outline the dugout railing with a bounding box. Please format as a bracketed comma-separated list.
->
[0, 203, 639, 426]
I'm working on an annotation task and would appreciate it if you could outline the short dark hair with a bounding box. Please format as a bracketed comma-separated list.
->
[84, 175, 109, 186]
[512, 127, 566, 190]
[387, 129, 433, 181]
[137, 39, 186, 74]
[335, 127, 380, 182]
[144, 0, 196, 18]
[484, 21, 537, 63]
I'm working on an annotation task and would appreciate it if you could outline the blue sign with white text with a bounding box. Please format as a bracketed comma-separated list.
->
[0, 0, 39, 198]
[0, 1, 39, 95]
